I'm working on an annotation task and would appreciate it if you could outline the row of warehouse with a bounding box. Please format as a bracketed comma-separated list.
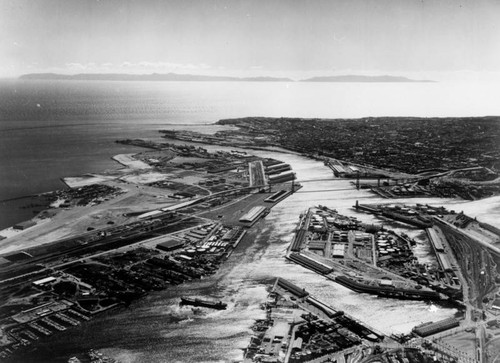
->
[275, 277, 309, 298]
[156, 224, 245, 256]
[289, 229, 307, 252]
[327, 162, 359, 175]
[264, 190, 290, 203]
[426, 228, 445, 252]
[265, 163, 292, 175]
[287, 253, 333, 275]
[268, 170, 296, 184]
[426, 228, 453, 271]
[435, 252, 453, 271]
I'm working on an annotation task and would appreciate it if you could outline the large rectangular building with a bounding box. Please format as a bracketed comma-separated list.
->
[331, 244, 346, 258]
[436, 252, 452, 271]
[330, 164, 346, 174]
[413, 317, 459, 337]
[13, 220, 36, 230]
[275, 277, 309, 298]
[156, 239, 185, 252]
[426, 228, 445, 252]
[266, 164, 292, 175]
[266, 163, 290, 171]
[239, 206, 268, 224]
[268, 171, 296, 184]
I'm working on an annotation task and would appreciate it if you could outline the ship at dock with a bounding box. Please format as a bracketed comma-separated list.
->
[286, 205, 462, 303]
[180, 297, 227, 310]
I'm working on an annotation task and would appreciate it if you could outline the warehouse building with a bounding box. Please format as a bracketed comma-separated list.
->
[268, 171, 296, 184]
[331, 244, 346, 258]
[239, 206, 268, 225]
[413, 317, 459, 337]
[436, 252, 453, 271]
[13, 220, 36, 230]
[275, 277, 309, 298]
[156, 239, 185, 252]
[426, 228, 445, 252]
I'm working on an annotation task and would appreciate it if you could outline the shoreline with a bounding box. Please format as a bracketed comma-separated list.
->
[0, 145, 301, 360]
[111, 153, 152, 169]
[0, 192, 54, 204]
[1, 135, 488, 362]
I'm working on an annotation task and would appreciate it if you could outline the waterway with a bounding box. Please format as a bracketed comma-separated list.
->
[2, 79, 500, 229]
[2, 79, 500, 361]
[19, 143, 500, 363]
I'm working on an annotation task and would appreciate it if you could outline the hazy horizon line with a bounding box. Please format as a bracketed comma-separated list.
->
[16, 71, 438, 83]
[3, 68, 500, 83]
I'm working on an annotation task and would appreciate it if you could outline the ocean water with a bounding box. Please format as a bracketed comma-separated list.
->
[1, 80, 500, 362]
[17, 152, 466, 363]
[2, 79, 500, 203]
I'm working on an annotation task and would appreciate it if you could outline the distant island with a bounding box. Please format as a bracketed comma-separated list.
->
[301, 75, 434, 82]
[19, 72, 433, 83]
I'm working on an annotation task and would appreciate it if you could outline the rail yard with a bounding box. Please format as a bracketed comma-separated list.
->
[0, 120, 499, 362]
[283, 202, 500, 363]
[0, 143, 298, 360]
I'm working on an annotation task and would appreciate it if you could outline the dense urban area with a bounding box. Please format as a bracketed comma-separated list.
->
[0, 117, 499, 363]
[215, 117, 500, 174]
[161, 117, 500, 200]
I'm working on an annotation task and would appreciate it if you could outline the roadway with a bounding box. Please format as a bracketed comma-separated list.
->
[248, 160, 267, 187]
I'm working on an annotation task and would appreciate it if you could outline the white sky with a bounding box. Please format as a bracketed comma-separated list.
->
[1, 0, 500, 80]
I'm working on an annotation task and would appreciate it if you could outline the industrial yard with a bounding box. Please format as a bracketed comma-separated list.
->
[282, 203, 500, 362]
[0, 142, 298, 360]
[0, 119, 499, 362]
[286, 206, 453, 301]
[243, 278, 447, 363]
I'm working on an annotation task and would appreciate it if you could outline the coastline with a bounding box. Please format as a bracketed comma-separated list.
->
[111, 153, 152, 169]
[1, 126, 498, 362]
[0, 151, 151, 231]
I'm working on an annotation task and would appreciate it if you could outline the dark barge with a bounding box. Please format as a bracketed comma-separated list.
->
[180, 297, 227, 310]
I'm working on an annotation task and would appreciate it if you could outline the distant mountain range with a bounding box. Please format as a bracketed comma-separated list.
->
[19, 73, 433, 83]
[300, 75, 434, 82]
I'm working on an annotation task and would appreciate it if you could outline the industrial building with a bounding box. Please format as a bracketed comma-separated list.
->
[287, 253, 333, 275]
[426, 228, 445, 252]
[32, 276, 57, 287]
[289, 229, 306, 252]
[13, 220, 36, 230]
[268, 171, 296, 184]
[309, 241, 326, 251]
[305, 296, 342, 318]
[221, 228, 246, 247]
[265, 163, 291, 173]
[412, 317, 459, 337]
[436, 252, 453, 271]
[329, 164, 346, 174]
[239, 206, 268, 225]
[156, 239, 185, 252]
[264, 190, 290, 203]
[275, 277, 309, 298]
[332, 244, 346, 258]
